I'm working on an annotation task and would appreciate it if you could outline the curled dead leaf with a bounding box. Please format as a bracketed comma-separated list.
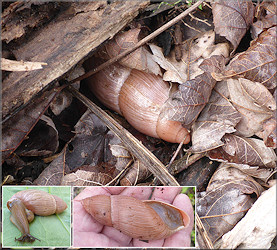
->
[208, 134, 277, 168]
[212, 0, 254, 52]
[190, 80, 241, 153]
[150, 30, 229, 83]
[228, 78, 276, 137]
[160, 55, 226, 128]
[225, 27, 276, 89]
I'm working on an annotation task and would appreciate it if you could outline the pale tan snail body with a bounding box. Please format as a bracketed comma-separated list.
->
[7, 189, 67, 242]
[86, 62, 190, 144]
[81, 195, 190, 240]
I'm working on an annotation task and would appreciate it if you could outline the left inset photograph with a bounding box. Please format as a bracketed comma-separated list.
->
[2, 186, 71, 248]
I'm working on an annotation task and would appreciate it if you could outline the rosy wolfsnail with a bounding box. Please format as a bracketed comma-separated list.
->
[7, 189, 67, 242]
[86, 62, 190, 144]
[81, 194, 190, 240]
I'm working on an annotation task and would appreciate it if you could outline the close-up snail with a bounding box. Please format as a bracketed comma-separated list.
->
[6, 189, 68, 243]
[86, 62, 190, 144]
[81, 194, 190, 241]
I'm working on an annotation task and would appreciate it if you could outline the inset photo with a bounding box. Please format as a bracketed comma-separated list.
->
[2, 186, 71, 248]
[72, 186, 195, 248]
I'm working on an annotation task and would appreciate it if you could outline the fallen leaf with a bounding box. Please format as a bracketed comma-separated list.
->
[33, 151, 69, 185]
[190, 80, 241, 153]
[197, 163, 263, 245]
[33, 110, 108, 185]
[208, 134, 277, 168]
[206, 163, 264, 195]
[212, 0, 254, 52]
[149, 30, 229, 83]
[50, 65, 83, 116]
[160, 55, 226, 128]
[34, 111, 133, 185]
[224, 27, 276, 89]
[224, 162, 276, 184]
[251, 1, 276, 38]
[228, 78, 276, 137]
[2, 88, 60, 161]
[15, 115, 59, 157]
[256, 117, 277, 148]
[197, 182, 258, 244]
[61, 170, 113, 186]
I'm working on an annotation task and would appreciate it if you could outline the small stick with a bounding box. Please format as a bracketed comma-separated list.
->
[69, 0, 205, 84]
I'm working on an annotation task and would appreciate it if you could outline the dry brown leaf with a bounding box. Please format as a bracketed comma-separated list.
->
[50, 66, 83, 116]
[160, 55, 226, 128]
[190, 80, 241, 153]
[228, 78, 276, 137]
[2, 88, 60, 161]
[251, 1, 276, 38]
[33, 151, 70, 185]
[256, 117, 277, 148]
[206, 163, 264, 195]
[15, 115, 59, 157]
[212, 0, 254, 52]
[61, 170, 113, 186]
[223, 162, 276, 184]
[149, 30, 229, 83]
[120, 160, 150, 186]
[101, 28, 161, 75]
[34, 110, 136, 185]
[208, 134, 277, 168]
[225, 27, 276, 89]
[197, 166, 263, 245]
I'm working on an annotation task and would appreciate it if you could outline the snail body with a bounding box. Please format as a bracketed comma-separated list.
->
[81, 195, 190, 240]
[7, 189, 67, 243]
[87, 63, 190, 144]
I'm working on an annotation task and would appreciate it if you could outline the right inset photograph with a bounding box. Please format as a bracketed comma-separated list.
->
[72, 186, 195, 248]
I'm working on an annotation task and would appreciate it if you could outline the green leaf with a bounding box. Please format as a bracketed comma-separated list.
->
[2, 186, 71, 247]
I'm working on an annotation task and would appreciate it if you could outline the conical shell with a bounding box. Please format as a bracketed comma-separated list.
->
[81, 195, 190, 240]
[11, 190, 67, 216]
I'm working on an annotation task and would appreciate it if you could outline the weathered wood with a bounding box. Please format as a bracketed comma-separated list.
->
[1, 2, 67, 43]
[2, 1, 149, 120]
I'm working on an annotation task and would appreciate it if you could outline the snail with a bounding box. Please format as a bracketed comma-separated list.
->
[86, 62, 190, 144]
[7, 189, 67, 243]
[81, 194, 190, 240]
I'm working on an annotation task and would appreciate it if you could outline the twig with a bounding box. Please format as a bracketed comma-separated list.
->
[189, 13, 211, 26]
[167, 152, 205, 175]
[69, 0, 205, 84]
[66, 86, 179, 186]
[167, 135, 186, 167]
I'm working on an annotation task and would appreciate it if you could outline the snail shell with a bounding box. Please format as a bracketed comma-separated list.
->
[81, 195, 190, 240]
[87, 63, 190, 144]
[8, 189, 67, 216]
